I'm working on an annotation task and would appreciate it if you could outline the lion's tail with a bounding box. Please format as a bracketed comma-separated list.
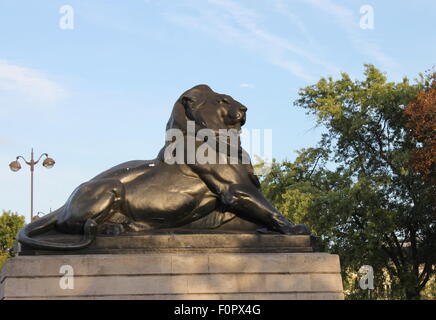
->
[17, 211, 97, 251]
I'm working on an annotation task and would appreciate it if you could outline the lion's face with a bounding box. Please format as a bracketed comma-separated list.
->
[167, 85, 247, 133]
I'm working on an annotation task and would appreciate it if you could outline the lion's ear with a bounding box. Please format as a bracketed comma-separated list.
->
[181, 93, 197, 108]
[181, 93, 198, 120]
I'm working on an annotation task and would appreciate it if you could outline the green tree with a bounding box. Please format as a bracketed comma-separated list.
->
[0, 210, 25, 270]
[261, 65, 435, 299]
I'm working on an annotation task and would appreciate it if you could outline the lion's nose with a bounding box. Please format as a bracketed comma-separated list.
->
[240, 106, 247, 112]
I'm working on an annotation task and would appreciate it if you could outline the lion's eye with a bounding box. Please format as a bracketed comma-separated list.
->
[219, 98, 230, 105]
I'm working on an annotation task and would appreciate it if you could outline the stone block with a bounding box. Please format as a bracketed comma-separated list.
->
[1, 252, 343, 300]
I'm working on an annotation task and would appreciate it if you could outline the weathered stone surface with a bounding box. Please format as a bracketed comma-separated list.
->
[18, 233, 315, 255]
[7, 292, 345, 300]
[1, 252, 344, 300]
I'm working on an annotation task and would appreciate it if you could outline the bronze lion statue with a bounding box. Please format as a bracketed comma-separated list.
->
[18, 85, 310, 250]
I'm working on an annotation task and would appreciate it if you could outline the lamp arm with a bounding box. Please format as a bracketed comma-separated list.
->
[35, 153, 49, 165]
[16, 155, 31, 166]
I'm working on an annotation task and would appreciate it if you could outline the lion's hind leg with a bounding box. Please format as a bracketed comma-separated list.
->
[56, 178, 126, 235]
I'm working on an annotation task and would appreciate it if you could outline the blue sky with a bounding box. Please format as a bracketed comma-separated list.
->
[1, 0, 435, 221]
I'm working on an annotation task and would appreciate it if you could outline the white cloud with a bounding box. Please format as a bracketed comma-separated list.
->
[303, 0, 354, 19]
[165, 0, 340, 82]
[209, 0, 340, 78]
[299, 0, 397, 69]
[273, 0, 316, 46]
[0, 60, 67, 102]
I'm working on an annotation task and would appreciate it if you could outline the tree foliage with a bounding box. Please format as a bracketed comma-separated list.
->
[0, 210, 25, 270]
[404, 71, 436, 179]
[261, 65, 435, 299]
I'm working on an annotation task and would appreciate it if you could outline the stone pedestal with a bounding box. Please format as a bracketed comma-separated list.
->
[1, 234, 344, 300]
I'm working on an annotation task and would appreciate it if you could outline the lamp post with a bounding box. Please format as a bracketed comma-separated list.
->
[9, 148, 55, 221]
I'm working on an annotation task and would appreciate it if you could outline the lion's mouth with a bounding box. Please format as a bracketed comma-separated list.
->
[239, 114, 246, 126]
[227, 113, 246, 128]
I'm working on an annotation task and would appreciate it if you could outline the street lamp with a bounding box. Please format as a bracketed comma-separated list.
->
[9, 148, 55, 221]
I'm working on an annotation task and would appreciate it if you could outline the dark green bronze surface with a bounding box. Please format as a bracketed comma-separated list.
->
[17, 85, 310, 251]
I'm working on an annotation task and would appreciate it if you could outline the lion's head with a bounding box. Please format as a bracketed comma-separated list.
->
[166, 85, 247, 134]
